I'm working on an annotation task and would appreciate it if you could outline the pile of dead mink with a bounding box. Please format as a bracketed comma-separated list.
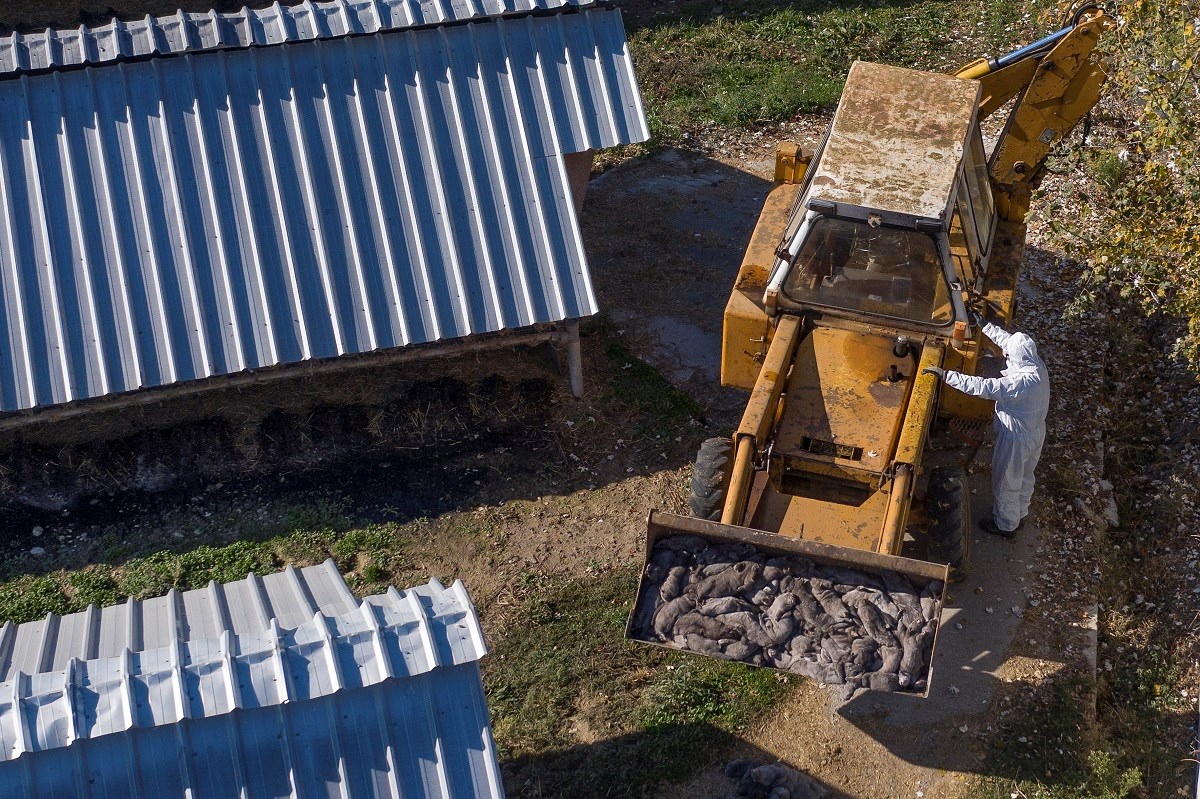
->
[630, 535, 943, 696]
[720, 759, 828, 799]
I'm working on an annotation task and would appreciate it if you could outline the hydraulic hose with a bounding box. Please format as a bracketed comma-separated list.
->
[962, 5, 1108, 79]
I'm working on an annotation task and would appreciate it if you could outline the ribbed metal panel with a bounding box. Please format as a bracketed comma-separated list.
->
[0, 563, 501, 798]
[0, 6, 648, 412]
[0, 560, 361, 680]
[0, 0, 607, 76]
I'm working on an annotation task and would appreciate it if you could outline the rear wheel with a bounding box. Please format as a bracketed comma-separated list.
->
[927, 465, 970, 582]
[689, 437, 734, 521]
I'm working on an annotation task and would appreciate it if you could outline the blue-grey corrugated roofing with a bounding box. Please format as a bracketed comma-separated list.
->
[0, 5, 648, 413]
[0, 0, 608, 75]
[0, 559, 363, 680]
[0, 560, 503, 798]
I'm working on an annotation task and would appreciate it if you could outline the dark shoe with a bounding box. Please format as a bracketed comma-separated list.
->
[980, 517, 1020, 538]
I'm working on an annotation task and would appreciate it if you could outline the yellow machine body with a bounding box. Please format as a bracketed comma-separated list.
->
[635, 11, 1112, 667]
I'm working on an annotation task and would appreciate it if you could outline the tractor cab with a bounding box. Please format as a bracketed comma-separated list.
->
[763, 61, 994, 339]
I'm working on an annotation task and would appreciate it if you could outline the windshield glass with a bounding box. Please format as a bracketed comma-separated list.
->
[781, 217, 952, 324]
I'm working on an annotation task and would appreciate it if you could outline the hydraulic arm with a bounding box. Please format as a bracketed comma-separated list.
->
[957, 6, 1112, 219]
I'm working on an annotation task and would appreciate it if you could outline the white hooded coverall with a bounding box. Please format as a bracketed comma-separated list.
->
[942, 322, 1050, 532]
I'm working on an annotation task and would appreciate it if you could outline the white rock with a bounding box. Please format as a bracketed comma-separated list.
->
[29, 547, 46, 557]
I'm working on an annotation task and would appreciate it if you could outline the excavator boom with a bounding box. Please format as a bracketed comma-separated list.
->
[957, 6, 1112, 187]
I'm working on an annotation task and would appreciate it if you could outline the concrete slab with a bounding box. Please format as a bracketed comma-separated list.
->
[838, 458, 1055, 726]
[582, 149, 771, 420]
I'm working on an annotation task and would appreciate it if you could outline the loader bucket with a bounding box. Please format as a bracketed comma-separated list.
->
[626, 511, 949, 697]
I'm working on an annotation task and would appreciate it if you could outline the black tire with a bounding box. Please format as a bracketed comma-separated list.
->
[927, 465, 971, 582]
[689, 437, 734, 521]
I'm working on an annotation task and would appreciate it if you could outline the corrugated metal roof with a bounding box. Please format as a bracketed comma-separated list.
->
[0, 559, 361, 681]
[0, 0, 607, 76]
[0, 561, 502, 798]
[0, 6, 648, 413]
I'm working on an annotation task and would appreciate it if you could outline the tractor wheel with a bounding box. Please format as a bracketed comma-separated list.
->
[927, 465, 971, 582]
[689, 437, 734, 521]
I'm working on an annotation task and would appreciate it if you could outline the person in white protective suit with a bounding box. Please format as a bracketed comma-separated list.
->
[922, 315, 1050, 537]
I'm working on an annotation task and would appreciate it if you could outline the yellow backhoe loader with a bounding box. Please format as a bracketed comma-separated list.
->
[628, 7, 1112, 694]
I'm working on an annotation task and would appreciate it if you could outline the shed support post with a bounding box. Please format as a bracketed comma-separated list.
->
[565, 320, 583, 398]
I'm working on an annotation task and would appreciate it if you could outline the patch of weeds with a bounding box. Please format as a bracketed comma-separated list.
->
[1089, 311, 1195, 793]
[1041, 458, 1087, 503]
[486, 570, 647, 755]
[605, 342, 701, 431]
[111, 542, 278, 600]
[986, 678, 1095, 787]
[632, 657, 788, 787]
[282, 495, 353, 532]
[1095, 644, 1189, 797]
[97, 530, 133, 562]
[330, 526, 384, 568]
[1043, 752, 1141, 799]
[0, 574, 71, 623]
[116, 551, 184, 599]
[1085, 149, 1128, 195]
[984, 751, 1141, 799]
[330, 524, 413, 579]
[0, 488, 465, 631]
[65, 568, 121, 608]
[980, 678, 1138, 799]
[1102, 634, 1191, 718]
[272, 529, 338, 565]
[640, 657, 783, 730]
[360, 561, 387, 583]
[175, 541, 276, 588]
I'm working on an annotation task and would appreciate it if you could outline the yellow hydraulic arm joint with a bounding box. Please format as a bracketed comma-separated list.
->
[722, 314, 804, 526]
[962, 58, 1041, 120]
[955, 7, 1113, 187]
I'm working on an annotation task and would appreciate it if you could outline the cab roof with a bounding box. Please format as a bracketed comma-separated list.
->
[807, 61, 982, 224]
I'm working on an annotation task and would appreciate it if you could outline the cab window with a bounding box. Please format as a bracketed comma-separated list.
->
[964, 131, 994, 253]
[952, 184, 980, 288]
[782, 217, 952, 325]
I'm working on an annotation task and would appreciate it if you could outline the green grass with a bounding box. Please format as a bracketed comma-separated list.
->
[0, 574, 73, 621]
[979, 679, 1141, 799]
[1087, 320, 1195, 796]
[640, 655, 783, 731]
[627, 0, 1041, 141]
[484, 569, 791, 796]
[0, 494, 430, 623]
[604, 342, 702, 431]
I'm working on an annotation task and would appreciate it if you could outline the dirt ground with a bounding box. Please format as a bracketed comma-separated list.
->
[0, 2, 1192, 795]
[0, 129, 1150, 799]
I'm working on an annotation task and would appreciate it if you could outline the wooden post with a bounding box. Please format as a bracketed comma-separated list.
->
[565, 319, 583, 398]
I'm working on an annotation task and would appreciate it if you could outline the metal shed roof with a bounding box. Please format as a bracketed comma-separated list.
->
[0, 559, 362, 681]
[0, 1, 609, 76]
[0, 4, 648, 413]
[0, 561, 502, 798]
[808, 60, 980, 223]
